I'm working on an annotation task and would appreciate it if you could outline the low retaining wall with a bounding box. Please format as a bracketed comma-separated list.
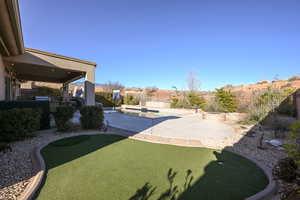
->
[121, 105, 196, 115]
[145, 101, 170, 108]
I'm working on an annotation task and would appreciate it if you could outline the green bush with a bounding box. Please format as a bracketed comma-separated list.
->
[170, 98, 179, 108]
[124, 95, 139, 105]
[0, 108, 41, 142]
[170, 97, 189, 109]
[36, 86, 61, 97]
[285, 121, 300, 167]
[215, 88, 238, 113]
[276, 98, 296, 117]
[80, 106, 104, 129]
[186, 92, 206, 109]
[53, 106, 75, 132]
[273, 157, 298, 183]
[95, 92, 123, 107]
[0, 100, 50, 129]
[170, 92, 205, 109]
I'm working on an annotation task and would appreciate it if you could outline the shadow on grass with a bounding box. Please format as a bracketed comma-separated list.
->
[33, 134, 126, 199]
[42, 134, 125, 170]
[129, 150, 268, 200]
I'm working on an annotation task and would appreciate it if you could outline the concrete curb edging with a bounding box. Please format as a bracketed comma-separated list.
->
[18, 132, 277, 200]
[228, 150, 278, 200]
[18, 144, 46, 200]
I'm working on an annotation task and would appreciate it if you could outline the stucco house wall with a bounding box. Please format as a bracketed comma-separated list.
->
[0, 54, 6, 101]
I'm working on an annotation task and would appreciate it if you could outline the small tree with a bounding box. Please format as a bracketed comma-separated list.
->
[187, 92, 206, 109]
[124, 95, 139, 105]
[103, 81, 125, 92]
[215, 88, 238, 113]
[186, 72, 200, 92]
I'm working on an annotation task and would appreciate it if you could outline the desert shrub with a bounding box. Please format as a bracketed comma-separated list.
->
[124, 95, 139, 105]
[53, 106, 75, 132]
[203, 97, 222, 112]
[170, 92, 205, 109]
[170, 98, 179, 108]
[236, 103, 249, 113]
[95, 92, 123, 107]
[169, 96, 190, 109]
[80, 105, 104, 129]
[186, 92, 206, 109]
[273, 157, 298, 183]
[275, 121, 300, 200]
[178, 97, 191, 108]
[276, 88, 297, 117]
[285, 121, 300, 167]
[215, 88, 238, 113]
[262, 115, 297, 133]
[243, 87, 296, 124]
[0, 108, 41, 142]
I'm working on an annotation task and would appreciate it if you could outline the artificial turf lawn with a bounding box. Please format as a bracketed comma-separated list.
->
[37, 134, 268, 200]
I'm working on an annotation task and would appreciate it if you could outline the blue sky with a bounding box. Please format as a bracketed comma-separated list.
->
[19, 0, 300, 91]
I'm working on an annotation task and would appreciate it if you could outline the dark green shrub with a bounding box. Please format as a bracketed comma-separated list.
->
[53, 106, 75, 132]
[124, 95, 139, 105]
[95, 92, 123, 107]
[170, 92, 205, 109]
[0, 100, 50, 129]
[215, 88, 238, 113]
[80, 106, 104, 129]
[273, 157, 298, 183]
[276, 97, 296, 117]
[170, 98, 179, 108]
[0, 108, 41, 142]
[186, 92, 206, 109]
[36, 86, 61, 97]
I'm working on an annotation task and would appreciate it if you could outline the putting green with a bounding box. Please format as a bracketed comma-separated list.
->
[37, 134, 268, 200]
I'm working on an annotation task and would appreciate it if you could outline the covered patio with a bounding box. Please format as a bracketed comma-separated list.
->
[4, 48, 97, 105]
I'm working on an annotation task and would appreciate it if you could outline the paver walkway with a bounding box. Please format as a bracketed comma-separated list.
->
[104, 112, 236, 141]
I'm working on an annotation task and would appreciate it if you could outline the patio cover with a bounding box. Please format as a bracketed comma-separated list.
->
[3, 48, 96, 83]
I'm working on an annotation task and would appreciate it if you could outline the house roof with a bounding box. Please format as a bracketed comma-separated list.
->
[1, 0, 97, 84]
[0, 0, 97, 68]
[26, 48, 97, 67]
[4, 48, 96, 83]
[0, 0, 24, 56]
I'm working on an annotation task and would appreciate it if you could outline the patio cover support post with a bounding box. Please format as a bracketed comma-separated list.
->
[62, 83, 69, 102]
[84, 69, 95, 106]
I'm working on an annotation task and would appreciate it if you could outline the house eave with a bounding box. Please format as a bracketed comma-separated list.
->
[25, 48, 97, 67]
[0, 0, 24, 56]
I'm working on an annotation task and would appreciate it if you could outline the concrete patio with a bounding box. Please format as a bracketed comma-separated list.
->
[104, 112, 237, 142]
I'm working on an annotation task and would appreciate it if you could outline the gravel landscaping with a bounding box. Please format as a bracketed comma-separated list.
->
[0, 123, 286, 200]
